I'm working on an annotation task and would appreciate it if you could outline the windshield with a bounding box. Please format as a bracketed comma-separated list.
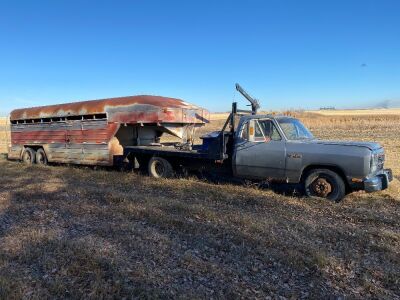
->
[277, 118, 314, 140]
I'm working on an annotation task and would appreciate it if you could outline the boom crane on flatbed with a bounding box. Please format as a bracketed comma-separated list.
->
[217, 83, 262, 159]
[235, 83, 260, 115]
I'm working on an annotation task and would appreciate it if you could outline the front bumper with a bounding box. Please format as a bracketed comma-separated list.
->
[364, 169, 393, 193]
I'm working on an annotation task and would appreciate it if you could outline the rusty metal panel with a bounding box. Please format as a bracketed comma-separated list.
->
[10, 118, 120, 165]
[7, 145, 22, 160]
[10, 95, 210, 125]
[11, 120, 118, 143]
[46, 143, 112, 165]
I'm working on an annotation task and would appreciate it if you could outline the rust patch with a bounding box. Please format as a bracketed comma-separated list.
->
[10, 95, 210, 125]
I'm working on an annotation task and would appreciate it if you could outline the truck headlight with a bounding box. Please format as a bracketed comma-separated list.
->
[370, 155, 377, 174]
[370, 151, 384, 174]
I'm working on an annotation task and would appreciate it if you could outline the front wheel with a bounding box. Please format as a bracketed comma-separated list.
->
[304, 169, 346, 202]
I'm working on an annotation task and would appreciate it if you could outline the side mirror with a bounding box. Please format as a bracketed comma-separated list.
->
[248, 119, 255, 142]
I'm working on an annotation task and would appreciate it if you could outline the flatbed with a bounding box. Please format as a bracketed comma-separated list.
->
[123, 145, 210, 160]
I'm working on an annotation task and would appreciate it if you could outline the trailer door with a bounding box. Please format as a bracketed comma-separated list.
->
[234, 119, 286, 179]
[65, 119, 84, 163]
[41, 119, 70, 163]
[81, 118, 111, 165]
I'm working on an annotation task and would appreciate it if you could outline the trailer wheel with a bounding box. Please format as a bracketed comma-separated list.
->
[36, 148, 48, 165]
[304, 169, 346, 202]
[22, 147, 36, 165]
[148, 157, 174, 178]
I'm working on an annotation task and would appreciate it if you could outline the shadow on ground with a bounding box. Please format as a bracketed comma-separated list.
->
[0, 159, 399, 298]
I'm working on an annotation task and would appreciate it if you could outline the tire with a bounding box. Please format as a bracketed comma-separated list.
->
[36, 148, 48, 165]
[304, 169, 346, 202]
[148, 157, 174, 178]
[22, 147, 36, 165]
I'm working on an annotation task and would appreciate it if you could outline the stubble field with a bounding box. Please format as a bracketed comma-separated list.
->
[0, 117, 9, 154]
[0, 110, 399, 298]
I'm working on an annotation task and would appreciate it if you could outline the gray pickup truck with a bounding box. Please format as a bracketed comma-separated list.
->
[232, 114, 393, 201]
[123, 84, 393, 202]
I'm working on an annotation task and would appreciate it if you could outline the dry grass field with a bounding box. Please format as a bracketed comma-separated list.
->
[301, 112, 400, 178]
[309, 108, 400, 116]
[0, 117, 9, 154]
[0, 110, 399, 298]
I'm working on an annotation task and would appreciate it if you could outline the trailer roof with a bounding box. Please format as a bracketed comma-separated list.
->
[10, 95, 209, 124]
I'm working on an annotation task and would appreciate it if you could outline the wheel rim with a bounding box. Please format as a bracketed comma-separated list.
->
[38, 152, 45, 164]
[311, 177, 333, 198]
[23, 152, 31, 163]
[154, 161, 165, 176]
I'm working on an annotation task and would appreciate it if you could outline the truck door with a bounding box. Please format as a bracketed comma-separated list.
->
[234, 119, 286, 179]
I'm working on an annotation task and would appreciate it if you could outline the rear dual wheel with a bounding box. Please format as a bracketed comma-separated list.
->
[36, 148, 48, 165]
[22, 148, 36, 165]
[148, 157, 174, 178]
[22, 147, 48, 165]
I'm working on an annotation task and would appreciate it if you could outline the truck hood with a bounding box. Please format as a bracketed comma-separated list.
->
[304, 139, 382, 151]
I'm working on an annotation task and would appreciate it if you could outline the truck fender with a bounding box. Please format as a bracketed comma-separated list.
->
[300, 164, 348, 186]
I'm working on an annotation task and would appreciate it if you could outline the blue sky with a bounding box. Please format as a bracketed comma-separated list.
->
[0, 0, 399, 114]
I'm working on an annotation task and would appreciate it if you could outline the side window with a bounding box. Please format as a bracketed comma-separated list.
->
[240, 121, 249, 140]
[270, 123, 282, 141]
[279, 122, 297, 140]
[256, 120, 282, 141]
[254, 122, 265, 141]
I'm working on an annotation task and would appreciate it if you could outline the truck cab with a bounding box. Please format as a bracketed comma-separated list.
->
[229, 113, 392, 202]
